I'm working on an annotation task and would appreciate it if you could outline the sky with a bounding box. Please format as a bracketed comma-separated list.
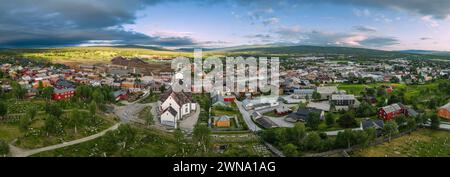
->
[1, 0, 450, 51]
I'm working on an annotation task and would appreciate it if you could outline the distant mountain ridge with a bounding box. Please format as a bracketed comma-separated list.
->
[399, 50, 450, 56]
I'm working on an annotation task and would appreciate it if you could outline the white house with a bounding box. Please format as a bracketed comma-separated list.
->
[242, 96, 280, 111]
[158, 89, 196, 128]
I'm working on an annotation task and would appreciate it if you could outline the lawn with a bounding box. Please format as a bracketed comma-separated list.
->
[352, 129, 450, 157]
[337, 83, 406, 95]
[337, 84, 368, 95]
[0, 124, 22, 142]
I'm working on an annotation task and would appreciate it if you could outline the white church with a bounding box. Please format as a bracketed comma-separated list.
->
[158, 88, 196, 128]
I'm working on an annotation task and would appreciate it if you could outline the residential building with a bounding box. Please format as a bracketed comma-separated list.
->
[331, 94, 356, 106]
[286, 107, 324, 123]
[214, 115, 232, 128]
[52, 87, 75, 100]
[438, 103, 450, 120]
[378, 103, 417, 120]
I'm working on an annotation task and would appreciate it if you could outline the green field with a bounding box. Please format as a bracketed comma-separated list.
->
[337, 83, 406, 95]
[0, 47, 192, 64]
[352, 129, 450, 157]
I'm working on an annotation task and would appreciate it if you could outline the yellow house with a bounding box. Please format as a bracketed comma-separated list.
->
[214, 116, 231, 128]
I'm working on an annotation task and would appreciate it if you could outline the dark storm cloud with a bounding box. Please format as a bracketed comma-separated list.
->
[0, 0, 197, 47]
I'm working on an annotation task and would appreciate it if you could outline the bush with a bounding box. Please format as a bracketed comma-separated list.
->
[0, 140, 9, 156]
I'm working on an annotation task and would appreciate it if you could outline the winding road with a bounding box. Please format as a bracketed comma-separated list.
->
[234, 100, 262, 132]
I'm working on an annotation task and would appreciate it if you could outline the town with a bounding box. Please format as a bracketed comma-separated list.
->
[0, 50, 449, 157]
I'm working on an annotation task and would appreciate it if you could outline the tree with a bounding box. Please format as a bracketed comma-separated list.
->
[45, 103, 63, 118]
[364, 127, 377, 145]
[304, 132, 321, 150]
[335, 129, 354, 149]
[365, 88, 376, 96]
[117, 124, 137, 149]
[0, 102, 7, 119]
[99, 131, 119, 157]
[27, 107, 38, 120]
[223, 144, 256, 157]
[286, 123, 307, 146]
[356, 101, 376, 117]
[68, 109, 82, 134]
[145, 110, 154, 127]
[388, 94, 401, 105]
[325, 113, 335, 127]
[44, 115, 60, 136]
[0, 140, 9, 156]
[174, 129, 186, 155]
[11, 81, 26, 99]
[390, 77, 400, 83]
[305, 95, 310, 102]
[406, 117, 417, 131]
[306, 112, 320, 130]
[377, 87, 386, 97]
[427, 98, 437, 109]
[89, 101, 97, 116]
[92, 89, 105, 104]
[394, 115, 407, 127]
[193, 124, 211, 152]
[415, 114, 426, 126]
[160, 85, 166, 93]
[430, 113, 440, 130]
[282, 143, 298, 157]
[19, 116, 32, 131]
[337, 112, 357, 128]
[353, 130, 369, 147]
[42, 86, 53, 100]
[383, 121, 399, 142]
[312, 91, 321, 100]
[37, 80, 44, 95]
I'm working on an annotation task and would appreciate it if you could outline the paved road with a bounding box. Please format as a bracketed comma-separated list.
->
[114, 103, 151, 123]
[9, 123, 120, 157]
[114, 89, 155, 123]
[265, 116, 294, 128]
[234, 100, 262, 132]
[324, 127, 363, 136]
[179, 104, 201, 132]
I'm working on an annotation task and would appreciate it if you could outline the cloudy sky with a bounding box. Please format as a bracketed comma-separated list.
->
[1, 0, 450, 50]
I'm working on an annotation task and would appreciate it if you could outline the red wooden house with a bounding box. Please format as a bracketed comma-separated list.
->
[223, 96, 235, 103]
[52, 88, 75, 100]
[378, 103, 405, 120]
[113, 90, 128, 101]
